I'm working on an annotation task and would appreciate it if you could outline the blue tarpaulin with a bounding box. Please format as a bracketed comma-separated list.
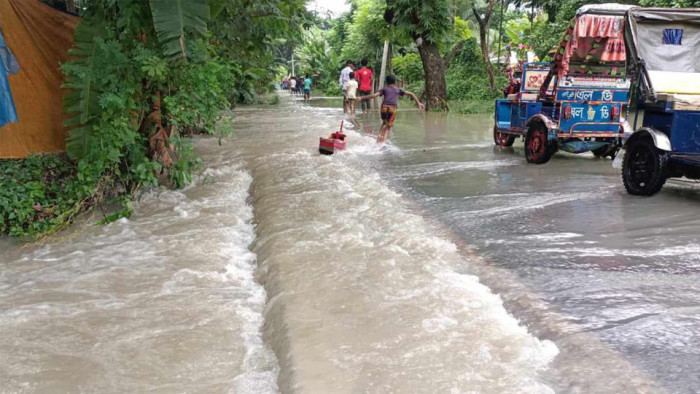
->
[0, 27, 18, 129]
[663, 29, 683, 45]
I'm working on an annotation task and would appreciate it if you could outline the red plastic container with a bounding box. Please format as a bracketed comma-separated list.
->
[319, 121, 347, 155]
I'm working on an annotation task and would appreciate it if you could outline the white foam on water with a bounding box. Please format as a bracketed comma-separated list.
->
[459, 190, 613, 220]
[393, 159, 520, 179]
[533, 243, 700, 258]
[523, 233, 584, 241]
[0, 153, 280, 393]
[243, 135, 559, 392]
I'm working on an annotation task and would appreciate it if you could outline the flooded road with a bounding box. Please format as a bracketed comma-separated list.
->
[1, 95, 699, 393]
[352, 100, 700, 393]
[0, 150, 279, 392]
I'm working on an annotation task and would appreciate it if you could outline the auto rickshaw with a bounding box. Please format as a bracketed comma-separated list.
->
[494, 4, 635, 163]
[618, 7, 700, 195]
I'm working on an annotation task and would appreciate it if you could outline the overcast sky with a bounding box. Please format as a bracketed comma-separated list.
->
[306, 0, 351, 17]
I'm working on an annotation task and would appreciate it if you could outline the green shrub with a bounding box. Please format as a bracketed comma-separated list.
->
[0, 155, 80, 236]
[324, 84, 343, 96]
[446, 38, 504, 101]
[393, 53, 424, 83]
[450, 100, 496, 115]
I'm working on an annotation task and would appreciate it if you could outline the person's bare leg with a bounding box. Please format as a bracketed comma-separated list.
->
[376, 124, 387, 143]
[377, 124, 391, 143]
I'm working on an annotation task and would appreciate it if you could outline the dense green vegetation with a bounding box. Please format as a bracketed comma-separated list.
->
[303, 0, 697, 111]
[5, 0, 699, 237]
[1, 155, 82, 236]
[2, 0, 309, 237]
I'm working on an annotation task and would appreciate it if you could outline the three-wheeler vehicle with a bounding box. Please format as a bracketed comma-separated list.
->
[618, 7, 700, 195]
[494, 4, 635, 163]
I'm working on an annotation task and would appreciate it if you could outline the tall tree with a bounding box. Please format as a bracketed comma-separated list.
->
[472, 0, 497, 91]
[388, 0, 468, 110]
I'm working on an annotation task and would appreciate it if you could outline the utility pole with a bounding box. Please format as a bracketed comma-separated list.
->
[375, 40, 389, 107]
[497, 0, 504, 67]
[378, 40, 389, 90]
[291, 53, 295, 77]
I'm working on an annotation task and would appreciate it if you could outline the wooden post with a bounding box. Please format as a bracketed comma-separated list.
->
[375, 40, 389, 106]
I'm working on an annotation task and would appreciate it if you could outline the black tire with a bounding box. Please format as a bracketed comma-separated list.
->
[622, 138, 668, 196]
[494, 124, 516, 147]
[525, 123, 556, 164]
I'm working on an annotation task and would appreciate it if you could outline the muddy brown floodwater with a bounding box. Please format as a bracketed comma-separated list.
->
[2, 95, 700, 393]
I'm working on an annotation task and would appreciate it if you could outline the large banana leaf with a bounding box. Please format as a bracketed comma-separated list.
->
[63, 20, 106, 160]
[150, 0, 210, 59]
[209, 0, 227, 18]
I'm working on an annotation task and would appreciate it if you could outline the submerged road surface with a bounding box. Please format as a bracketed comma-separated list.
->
[1, 95, 699, 393]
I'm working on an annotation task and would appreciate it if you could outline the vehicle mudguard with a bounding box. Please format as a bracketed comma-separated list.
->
[623, 127, 672, 151]
[526, 115, 558, 139]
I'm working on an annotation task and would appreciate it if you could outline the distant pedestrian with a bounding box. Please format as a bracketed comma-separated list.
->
[338, 60, 354, 113]
[346, 72, 358, 114]
[356, 58, 373, 113]
[357, 75, 424, 143]
[289, 77, 297, 95]
[303, 73, 313, 102]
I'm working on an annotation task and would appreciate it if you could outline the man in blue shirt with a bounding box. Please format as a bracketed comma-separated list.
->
[303, 74, 312, 102]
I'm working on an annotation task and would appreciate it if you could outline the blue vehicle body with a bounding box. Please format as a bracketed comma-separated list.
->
[493, 5, 636, 164]
[494, 63, 632, 163]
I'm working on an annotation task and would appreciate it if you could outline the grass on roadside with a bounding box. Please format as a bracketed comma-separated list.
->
[449, 100, 494, 115]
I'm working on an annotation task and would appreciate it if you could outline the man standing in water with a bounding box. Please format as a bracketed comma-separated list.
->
[357, 75, 424, 143]
[303, 73, 312, 102]
[356, 58, 373, 113]
[338, 60, 354, 113]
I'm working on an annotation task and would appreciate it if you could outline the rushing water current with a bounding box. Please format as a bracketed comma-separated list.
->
[2, 95, 700, 393]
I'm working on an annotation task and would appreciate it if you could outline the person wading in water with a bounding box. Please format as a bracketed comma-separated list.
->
[357, 75, 424, 143]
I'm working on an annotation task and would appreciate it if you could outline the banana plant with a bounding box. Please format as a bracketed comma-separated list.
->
[64, 0, 213, 160]
[62, 19, 106, 160]
[149, 0, 210, 58]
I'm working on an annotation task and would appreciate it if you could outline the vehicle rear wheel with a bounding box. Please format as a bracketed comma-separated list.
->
[622, 138, 668, 196]
[494, 124, 516, 147]
[525, 123, 555, 164]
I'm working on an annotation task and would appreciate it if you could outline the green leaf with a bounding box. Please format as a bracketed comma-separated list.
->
[209, 0, 227, 18]
[62, 20, 107, 160]
[150, 0, 210, 59]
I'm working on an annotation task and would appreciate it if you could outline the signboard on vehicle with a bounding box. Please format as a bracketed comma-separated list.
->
[558, 76, 630, 89]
